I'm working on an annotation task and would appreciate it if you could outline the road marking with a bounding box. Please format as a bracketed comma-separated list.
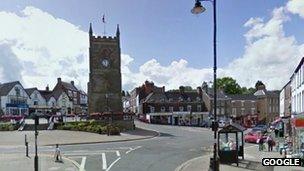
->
[106, 157, 121, 171]
[116, 151, 120, 157]
[126, 146, 142, 154]
[80, 157, 86, 171]
[102, 153, 107, 170]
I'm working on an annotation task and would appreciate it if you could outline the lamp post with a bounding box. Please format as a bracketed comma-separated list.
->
[34, 113, 39, 171]
[191, 0, 219, 170]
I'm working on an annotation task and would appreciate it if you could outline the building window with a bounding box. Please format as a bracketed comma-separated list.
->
[241, 101, 244, 107]
[187, 105, 192, 112]
[221, 108, 225, 115]
[161, 106, 166, 112]
[197, 105, 202, 112]
[160, 98, 165, 102]
[169, 98, 173, 102]
[269, 106, 272, 113]
[179, 106, 184, 112]
[179, 97, 184, 102]
[34, 93, 38, 99]
[169, 106, 174, 112]
[187, 97, 191, 102]
[150, 106, 155, 113]
[196, 97, 201, 102]
[232, 108, 236, 115]
[15, 87, 20, 96]
[241, 108, 245, 115]
[34, 101, 38, 106]
[251, 108, 255, 114]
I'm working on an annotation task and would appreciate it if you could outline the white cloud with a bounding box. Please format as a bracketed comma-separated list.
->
[0, 6, 89, 90]
[1, 3, 304, 92]
[224, 6, 304, 90]
[286, 0, 304, 18]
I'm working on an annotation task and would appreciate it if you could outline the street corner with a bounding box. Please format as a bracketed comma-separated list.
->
[0, 154, 79, 171]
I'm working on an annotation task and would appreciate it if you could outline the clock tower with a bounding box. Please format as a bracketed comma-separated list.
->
[88, 23, 123, 114]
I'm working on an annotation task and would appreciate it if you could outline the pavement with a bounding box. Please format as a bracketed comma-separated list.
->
[175, 144, 304, 171]
[0, 127, 158, 146]
[0, 153, 78, 171]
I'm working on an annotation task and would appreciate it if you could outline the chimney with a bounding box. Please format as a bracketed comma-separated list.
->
[162, 86, 165, 92]
[179, 86, 185, 94]
[46, 85, 49, 91]
[257, 84, 266, 90]
[71, 81, 74, 86]
[57, 77, 61, 83]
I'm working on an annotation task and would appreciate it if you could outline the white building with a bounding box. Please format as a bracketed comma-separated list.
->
[280, 88, 285, 117]
[0, 81, 30, 115]
[25, 88, 47, 113]
[291, 58, 304, 115]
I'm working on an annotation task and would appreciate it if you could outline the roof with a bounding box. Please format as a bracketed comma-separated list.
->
[144, 91, 202, 103]
[293, 57, 304, 74]
[61, 81, 78, 91]
[25, 88, 38, 96]
[218, 123, 246, 133]
[38, 90, 54, 101]
[0, 81, 22, 96]
[204, 88, 230, 99]
[229, 94, 257, 101]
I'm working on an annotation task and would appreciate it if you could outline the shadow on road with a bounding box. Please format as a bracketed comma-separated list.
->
[158, 132, 175, 137]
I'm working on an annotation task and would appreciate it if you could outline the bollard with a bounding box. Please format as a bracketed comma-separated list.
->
[25, 142, 29, 157]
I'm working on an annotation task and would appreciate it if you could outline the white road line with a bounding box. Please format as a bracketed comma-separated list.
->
[105, 157, 121, 171]
[102, 153, 107, 170]
[126, 146, 142, 154]
[80, 157, 86, 170]
[116, 151, 120, 157]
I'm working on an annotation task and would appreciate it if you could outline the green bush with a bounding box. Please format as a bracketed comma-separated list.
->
[0, 123, 15, 131]
[55, 121, 120, 135]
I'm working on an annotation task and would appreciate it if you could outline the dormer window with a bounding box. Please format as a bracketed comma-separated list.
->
[196, 97, 201, 101]
[187, 97, 191, 102]
[160, 98, 165, 102]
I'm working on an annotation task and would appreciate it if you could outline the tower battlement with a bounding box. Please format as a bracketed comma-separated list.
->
[90, 35, 118, 42]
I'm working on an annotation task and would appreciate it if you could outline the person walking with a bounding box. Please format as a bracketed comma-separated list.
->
[54, 144, 62, 162]
[266, 135, 273, 152]
[258, 136, 264, 151]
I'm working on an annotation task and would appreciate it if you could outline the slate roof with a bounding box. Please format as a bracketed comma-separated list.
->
[204, 88, 230, 99]
[61, 81, 78, 91]
[228, 94, 257, 100]
[38, 90, 54, 101]
[144, 91, 202, 103]
[0, 81, 22, 96]
[25, 88, 38, 96]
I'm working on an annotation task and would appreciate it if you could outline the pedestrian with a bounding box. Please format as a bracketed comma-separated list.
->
[274, 128, 279, 138]
[266, 135, 273, 152]
[258, 137, 264, 151]
[54, 144, 62, 162]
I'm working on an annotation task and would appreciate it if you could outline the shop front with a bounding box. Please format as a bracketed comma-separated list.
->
[291, 114, 304, 155]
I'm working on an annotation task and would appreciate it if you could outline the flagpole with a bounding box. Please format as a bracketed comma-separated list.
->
[103, 14, 106, 36]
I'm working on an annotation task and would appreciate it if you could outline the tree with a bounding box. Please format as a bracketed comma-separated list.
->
[214, 77, 242, 95]
[184, 86, 193, 91]
[255, 80, 265, 90]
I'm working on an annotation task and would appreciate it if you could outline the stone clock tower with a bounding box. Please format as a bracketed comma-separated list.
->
[88, 23, 123, 114]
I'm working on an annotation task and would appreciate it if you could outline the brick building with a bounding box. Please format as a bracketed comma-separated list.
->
[141, 86, 208, 125]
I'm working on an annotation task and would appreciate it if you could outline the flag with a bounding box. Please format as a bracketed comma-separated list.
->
[102, 14, 106, 23]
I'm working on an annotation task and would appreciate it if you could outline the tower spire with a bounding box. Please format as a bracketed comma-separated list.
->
[116, 24, 120, 37]
[89, 23, 93, 36]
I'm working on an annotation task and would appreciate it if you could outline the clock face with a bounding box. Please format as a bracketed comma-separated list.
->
[101, 59, 109, 67]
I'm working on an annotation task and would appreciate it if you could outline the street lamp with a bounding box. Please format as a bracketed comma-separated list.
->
[191, 0, 219, 170]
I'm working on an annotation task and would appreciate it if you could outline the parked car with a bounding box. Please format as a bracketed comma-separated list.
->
[252, 124, 268, 133]
[244, 131, 266, 143]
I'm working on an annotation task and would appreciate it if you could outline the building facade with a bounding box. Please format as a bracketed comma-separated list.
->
[142, 86, 208, 126]
[88, 24, 123, 114]
[0, 81, 30, 115]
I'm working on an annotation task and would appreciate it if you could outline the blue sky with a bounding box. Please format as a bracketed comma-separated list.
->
[0, 0, 304, 91]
